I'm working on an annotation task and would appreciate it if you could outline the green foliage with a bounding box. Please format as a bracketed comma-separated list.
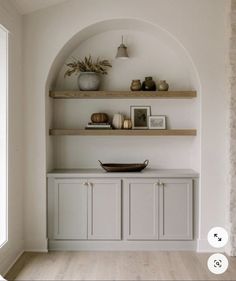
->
[64, 55, 112, 77]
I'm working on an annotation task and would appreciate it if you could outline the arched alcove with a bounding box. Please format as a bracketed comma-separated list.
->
[46, 18, 200, 89]
[22, 2, 229, 254]
[45, 18, 201, 171]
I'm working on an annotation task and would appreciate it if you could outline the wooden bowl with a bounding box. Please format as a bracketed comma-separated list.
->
[98, 160, 149, 172]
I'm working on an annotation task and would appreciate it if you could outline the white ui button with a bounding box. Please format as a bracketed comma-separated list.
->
[207, 227, 228, 248]
[207, 253, 229, 274]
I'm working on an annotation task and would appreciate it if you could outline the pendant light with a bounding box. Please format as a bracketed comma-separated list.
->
[116, 36, 129, 59]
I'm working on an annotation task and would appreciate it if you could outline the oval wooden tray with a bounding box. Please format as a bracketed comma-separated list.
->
[98, 160, 149, 172]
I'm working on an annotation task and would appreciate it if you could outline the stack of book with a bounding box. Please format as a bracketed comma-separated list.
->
[85, 122, 112, 130]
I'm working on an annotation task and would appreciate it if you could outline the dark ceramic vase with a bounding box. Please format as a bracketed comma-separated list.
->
[142, 76, 156, 91]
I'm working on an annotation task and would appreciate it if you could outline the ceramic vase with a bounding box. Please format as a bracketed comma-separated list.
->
[157, 80, 169, 91]
[130, 80, 142, 91]
[112, 113, 124, 129]
[77, 72, 101, 91]
[142, 76, 156, 91]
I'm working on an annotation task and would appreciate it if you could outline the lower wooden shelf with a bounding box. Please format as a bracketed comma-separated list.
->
[49, 129, 197, 136]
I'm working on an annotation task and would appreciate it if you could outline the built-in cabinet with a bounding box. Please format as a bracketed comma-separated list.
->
[123, 178, 193, 241]
[123, 179, 159, 240]
[48, 178, 88, 240]
[159, 178, 193, 240]
[47, 170, 196, 250]
[87, 179, 121, 240]
[48, 178, 121, 241]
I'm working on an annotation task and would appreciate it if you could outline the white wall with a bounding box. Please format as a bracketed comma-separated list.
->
[23, 0, 229, 252]
[0, 0, 24, 275]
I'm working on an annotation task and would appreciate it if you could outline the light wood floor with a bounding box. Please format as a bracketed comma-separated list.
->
[5, 251, 236, 280]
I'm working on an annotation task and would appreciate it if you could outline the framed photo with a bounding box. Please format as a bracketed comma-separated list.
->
[148, 115, 166, 129]
[130, 106, 151, 129]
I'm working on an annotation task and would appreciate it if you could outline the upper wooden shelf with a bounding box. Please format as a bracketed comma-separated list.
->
[49, 90, 197, 99]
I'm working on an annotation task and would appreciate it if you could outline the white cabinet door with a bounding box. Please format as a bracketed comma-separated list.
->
[123, 179, 159, 240]
[88, 179, 121, 240]
[159, 178, 193, 240]
[48, 178, 88, 240]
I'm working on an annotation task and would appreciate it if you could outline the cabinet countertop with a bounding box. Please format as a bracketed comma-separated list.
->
[47, 168, 199, 178]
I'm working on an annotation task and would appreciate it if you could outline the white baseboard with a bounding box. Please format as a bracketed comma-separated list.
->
[2, 250, 24, 277]
[49, 240, 197, 251]
[24, 249, 48, 253]
[1, 238, 48, 276]
[24, 238, 48, 252]
[197, 239, 224, 253]
[0, 238, 24, 276]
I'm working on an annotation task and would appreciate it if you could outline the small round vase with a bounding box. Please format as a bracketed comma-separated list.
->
[142, 77, 156, 91]
[157, 80, 169, 91]
[77, 72, 101, 91]
[130, 80, 142, 91]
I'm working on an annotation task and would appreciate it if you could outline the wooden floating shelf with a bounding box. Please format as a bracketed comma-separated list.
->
[49, 129, 197, 136]
[49, 90, 197, 99]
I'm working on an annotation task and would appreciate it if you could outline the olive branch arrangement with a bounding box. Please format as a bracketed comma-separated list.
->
[64, 55, 112, 77]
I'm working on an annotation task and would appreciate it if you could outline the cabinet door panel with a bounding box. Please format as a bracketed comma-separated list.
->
[124, 179, 158, 240]
[53, 179, 88, 240]
[88, 179, 121, 240]
[159, 178, 193, 240]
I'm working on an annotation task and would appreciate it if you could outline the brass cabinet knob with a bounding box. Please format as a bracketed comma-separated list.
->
[158, 180, 163, 186]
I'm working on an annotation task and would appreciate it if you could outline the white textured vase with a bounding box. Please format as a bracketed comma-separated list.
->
[112, 113, 124, 129]
[77, 72, 101, 91]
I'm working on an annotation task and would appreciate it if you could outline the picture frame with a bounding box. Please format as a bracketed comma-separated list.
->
[130, 106, 151, 129]
[148, 115, 166, 129]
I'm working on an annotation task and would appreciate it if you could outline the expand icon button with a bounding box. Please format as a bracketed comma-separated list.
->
[207, 227, 228, 248]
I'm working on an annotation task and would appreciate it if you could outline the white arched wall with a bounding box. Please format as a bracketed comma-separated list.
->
[23, 0, 228, 252]
[47, 19, 200, 172]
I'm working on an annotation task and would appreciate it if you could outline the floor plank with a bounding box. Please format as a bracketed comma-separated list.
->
[5, 251, 236, 280]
